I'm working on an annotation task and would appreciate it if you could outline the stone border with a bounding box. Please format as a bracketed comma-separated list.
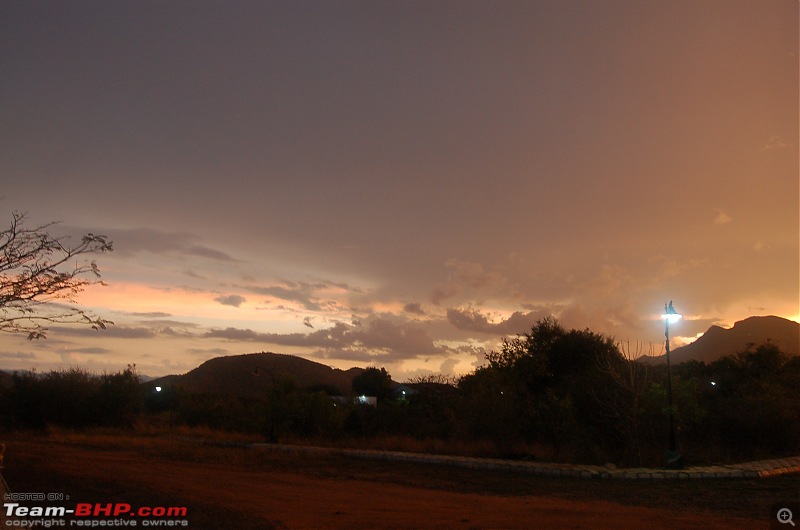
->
[250, 443, 800, 480]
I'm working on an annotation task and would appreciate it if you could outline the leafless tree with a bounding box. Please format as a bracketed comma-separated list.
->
[405, 373, 459, 386]
[0, 212, 113, 339]
[594, 340, 654, 465]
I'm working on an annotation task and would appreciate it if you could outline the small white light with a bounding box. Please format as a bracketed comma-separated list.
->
[710, 381, 716, 386]
[155, 386, 162, 392]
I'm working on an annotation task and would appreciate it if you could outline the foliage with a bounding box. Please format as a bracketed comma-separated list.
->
[351, 366, 394, 401]
[1, 365, 143, 429]
[2, 318, 796, 467]
[0, 211, 113, 339]
[473, 318, 623, 461]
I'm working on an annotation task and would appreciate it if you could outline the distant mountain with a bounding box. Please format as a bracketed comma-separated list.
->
[149, 352, 366, 398]
[647, 315, 799, 365]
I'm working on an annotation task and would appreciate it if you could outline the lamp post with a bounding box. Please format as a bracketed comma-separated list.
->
[662, 301, 682, 467]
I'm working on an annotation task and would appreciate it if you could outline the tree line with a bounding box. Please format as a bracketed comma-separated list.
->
[1, 318, 798, 466]
[3, 213, 795, 464]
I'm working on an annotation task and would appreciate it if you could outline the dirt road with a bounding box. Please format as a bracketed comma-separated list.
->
[3, 435, 769, 529]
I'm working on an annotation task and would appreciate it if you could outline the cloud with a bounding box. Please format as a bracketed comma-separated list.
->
[753, 241, 770, 252]
[103, 228, 238, 261]
[430, 259, 513, 306]
[186, 245, 237, 261]
[242, 279, 354, 312]
[51, 325, 157, 339]
[250, 284, 323, 311]
[215, 294, 246, 307]
[203, 317, 443, 361]
[446, 308, 543, 335]
[0, 351, 37, 361]
[68, 347, 113, 355]
[404, 303, 426, 315]
[761, 135, 789, 152]
[714, 209, 732, 225]
[121, 311, 173, 318]
[186, 347, 230, 357]
[51, 323, 196, 340]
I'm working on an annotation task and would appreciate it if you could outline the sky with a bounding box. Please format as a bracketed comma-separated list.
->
[1, 0, 797, 380]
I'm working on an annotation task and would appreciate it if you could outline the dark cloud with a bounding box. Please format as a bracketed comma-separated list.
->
[52, 323, 196, 340]
[204, 317, 443, 360]
[404, 303, 425, 315]
[447, 308, 544, 336]
[51, 326, 157, 339]
[186, 347, 229, 357]
[122, 311, 173, 318]
[0, 351, 37, 361]
[241, 280, 355, 312]
[103, 228, 238, 262]
[135, 319, 200, 329]
[250, 284, 322, 311]
[69, 347, 112, 355]
[215, 294, 246, 307]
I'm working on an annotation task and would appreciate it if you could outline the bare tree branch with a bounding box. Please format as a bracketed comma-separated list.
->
[0, 212, 114, 339]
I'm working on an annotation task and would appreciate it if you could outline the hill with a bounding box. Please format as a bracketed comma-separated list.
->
[648, 315, 799, 365]
[149, 351, 366, 398]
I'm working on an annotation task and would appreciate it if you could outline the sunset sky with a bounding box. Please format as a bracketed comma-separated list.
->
[1, 1, 797, 380]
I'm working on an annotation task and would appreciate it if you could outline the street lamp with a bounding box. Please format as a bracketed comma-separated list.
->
[662, 301, 682, 467]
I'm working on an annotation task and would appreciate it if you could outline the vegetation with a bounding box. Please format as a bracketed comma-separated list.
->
[0, 211, 113, 339]
[1, 318, 797, 467]
[1, 365, 142, 429]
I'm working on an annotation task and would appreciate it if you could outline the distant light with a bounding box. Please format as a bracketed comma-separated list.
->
[710, 381, 717, 386]
[402, 390, 406, 395]
[155, 386, 162, 392]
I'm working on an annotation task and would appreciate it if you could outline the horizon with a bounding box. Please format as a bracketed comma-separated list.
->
[1, 314, 797, 380]
[1, 1, 797, 379]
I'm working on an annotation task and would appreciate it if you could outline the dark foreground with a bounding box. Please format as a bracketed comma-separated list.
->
[2, 432, 797, 528]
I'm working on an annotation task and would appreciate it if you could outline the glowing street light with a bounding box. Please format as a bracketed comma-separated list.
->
[661, 301, 682, 467]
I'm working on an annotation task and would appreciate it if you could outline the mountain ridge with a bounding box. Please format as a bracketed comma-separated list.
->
[647, 315, 799, 364]
[149, 351, 366, 398]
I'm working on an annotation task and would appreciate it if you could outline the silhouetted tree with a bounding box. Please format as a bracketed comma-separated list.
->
[97, 364, 143, 427]
[702, 342, 800, 456]
[594, 341, 653, 464]
[352, 367, 394, 402]
[1, 366, 143, 429]
[480, 318, 622, 461]
[0, 211, 113, 339]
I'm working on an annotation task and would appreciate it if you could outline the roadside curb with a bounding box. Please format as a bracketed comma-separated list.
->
[250, 443, 800, 480]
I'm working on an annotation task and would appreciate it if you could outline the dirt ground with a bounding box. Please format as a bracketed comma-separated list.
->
[2, 433, 791, 529]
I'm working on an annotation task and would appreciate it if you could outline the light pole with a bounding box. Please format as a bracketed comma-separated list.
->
[662, 301, 682, 467]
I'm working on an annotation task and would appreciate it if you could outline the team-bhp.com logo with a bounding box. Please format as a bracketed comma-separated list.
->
[4, 502, 189, 526]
